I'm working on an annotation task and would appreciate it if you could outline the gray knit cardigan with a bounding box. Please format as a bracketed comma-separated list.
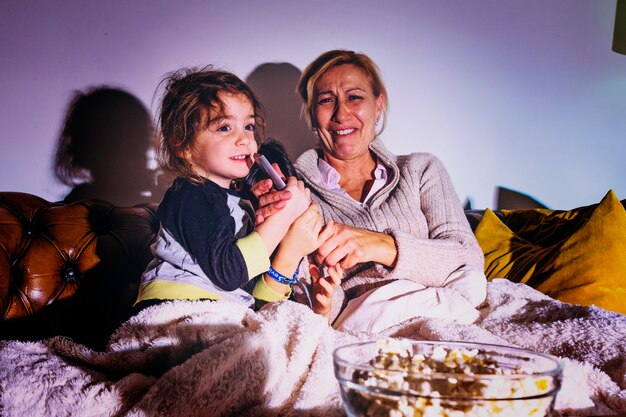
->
[293, 138, 484, 320]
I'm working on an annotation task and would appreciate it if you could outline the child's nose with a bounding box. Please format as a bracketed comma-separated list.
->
[236, 131, 250, 146]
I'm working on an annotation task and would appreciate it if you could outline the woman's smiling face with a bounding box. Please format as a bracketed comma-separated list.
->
[312, 64, 384, 163]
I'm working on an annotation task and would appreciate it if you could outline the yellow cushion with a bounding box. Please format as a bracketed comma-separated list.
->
[475, 190, 626, 315]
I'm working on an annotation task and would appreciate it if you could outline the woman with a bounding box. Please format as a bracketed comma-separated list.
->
[256, 49, 486, 332]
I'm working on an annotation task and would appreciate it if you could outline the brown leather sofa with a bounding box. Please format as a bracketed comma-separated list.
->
[3, 190, 622, 351]
[0, 192, 158, 349]
[0, 191, 554, 350]
[0, 191, 492, 350]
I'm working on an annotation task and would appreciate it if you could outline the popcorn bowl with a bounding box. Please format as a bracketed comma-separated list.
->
[333, 340, 563, 417]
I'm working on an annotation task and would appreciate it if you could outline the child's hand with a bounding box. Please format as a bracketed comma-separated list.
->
[310, 262, 343, 320]
[279, 203, 327, 259]
[280, 177, 311, 223]
[253, 177, 313, 256]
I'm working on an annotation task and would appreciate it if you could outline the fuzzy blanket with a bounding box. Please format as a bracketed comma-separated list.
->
[0, 279, 625, 417]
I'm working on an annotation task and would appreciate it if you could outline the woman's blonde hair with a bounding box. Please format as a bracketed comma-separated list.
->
[297, 49, 389, 135]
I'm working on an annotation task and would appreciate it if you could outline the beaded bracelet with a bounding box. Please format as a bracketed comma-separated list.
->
[267, 266, 299, 285]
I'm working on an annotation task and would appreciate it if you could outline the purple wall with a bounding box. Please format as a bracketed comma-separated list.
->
[1, 0, 624, 208]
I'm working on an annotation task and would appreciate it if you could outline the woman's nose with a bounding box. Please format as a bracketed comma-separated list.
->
[332, 100, 350, 123]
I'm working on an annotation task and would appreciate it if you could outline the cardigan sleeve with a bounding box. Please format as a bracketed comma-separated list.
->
[379, 154, 484, 287]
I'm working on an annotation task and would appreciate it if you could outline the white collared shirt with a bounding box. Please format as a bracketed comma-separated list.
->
[317, 158, 389, 206]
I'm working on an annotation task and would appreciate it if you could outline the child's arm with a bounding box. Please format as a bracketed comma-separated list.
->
[159, 180, 265, 292]
[259, 203, 326, 295]
[254, 176, 311, 256]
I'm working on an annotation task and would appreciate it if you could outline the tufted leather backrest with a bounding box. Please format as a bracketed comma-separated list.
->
[0, 192, 158, 348]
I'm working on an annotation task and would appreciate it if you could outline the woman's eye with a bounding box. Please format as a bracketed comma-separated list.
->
[244, 123, 255, 131]
[349, 95, 363, 101]
[317, 97, 334, 105]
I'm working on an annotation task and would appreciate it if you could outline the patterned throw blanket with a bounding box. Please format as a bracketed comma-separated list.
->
[1, 279, 625, 417]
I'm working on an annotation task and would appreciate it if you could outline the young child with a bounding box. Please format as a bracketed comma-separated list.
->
[136, 67, 340, 318]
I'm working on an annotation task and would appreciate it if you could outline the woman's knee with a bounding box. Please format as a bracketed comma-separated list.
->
[445, 267, 487, 307]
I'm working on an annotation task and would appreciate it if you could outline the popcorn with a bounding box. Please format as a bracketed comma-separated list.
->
[345, 340, 557, 417]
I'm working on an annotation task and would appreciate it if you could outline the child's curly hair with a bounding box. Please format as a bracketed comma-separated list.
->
[157, 66, 266, 183]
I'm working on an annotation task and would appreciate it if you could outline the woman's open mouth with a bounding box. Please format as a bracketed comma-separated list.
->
[334, 128, 356, 137]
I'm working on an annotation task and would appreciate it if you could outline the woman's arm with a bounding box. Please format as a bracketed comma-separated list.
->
[314, 154, 483, 287]
[379, 155, 484, 286]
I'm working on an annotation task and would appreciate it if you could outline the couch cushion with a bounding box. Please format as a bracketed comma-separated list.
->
[475, 190, 626, 315]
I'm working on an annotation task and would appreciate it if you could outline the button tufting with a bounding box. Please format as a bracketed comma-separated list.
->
[65, 267, 78, 282]
[1, 193, 159, 322]
[23, 219, 40, 237]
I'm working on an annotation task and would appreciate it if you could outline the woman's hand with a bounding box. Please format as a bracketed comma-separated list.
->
[314, 223, 398, 269]
[250, 163, 292, 224]
[310, 262, 342, 320]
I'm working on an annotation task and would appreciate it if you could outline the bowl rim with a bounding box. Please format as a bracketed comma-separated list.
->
[333, 339, 563, 384]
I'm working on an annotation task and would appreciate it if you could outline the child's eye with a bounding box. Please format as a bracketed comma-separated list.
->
[217, 125, 231, 132]
[244, 123, 255, 131]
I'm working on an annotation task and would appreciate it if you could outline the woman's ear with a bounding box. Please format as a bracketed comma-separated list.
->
[375, 93, 385, 120]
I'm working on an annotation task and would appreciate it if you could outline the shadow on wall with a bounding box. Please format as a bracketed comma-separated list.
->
[54, 87, 167, 206]
[246, 63, 317, 161]
[464, 187, 549, 210]
[495, 186, 549, 210]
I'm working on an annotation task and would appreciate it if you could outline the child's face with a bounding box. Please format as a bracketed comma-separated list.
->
[185, 93, 258, 188]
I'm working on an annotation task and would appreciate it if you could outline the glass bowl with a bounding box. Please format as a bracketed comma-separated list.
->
[333, 339, 563, 417]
